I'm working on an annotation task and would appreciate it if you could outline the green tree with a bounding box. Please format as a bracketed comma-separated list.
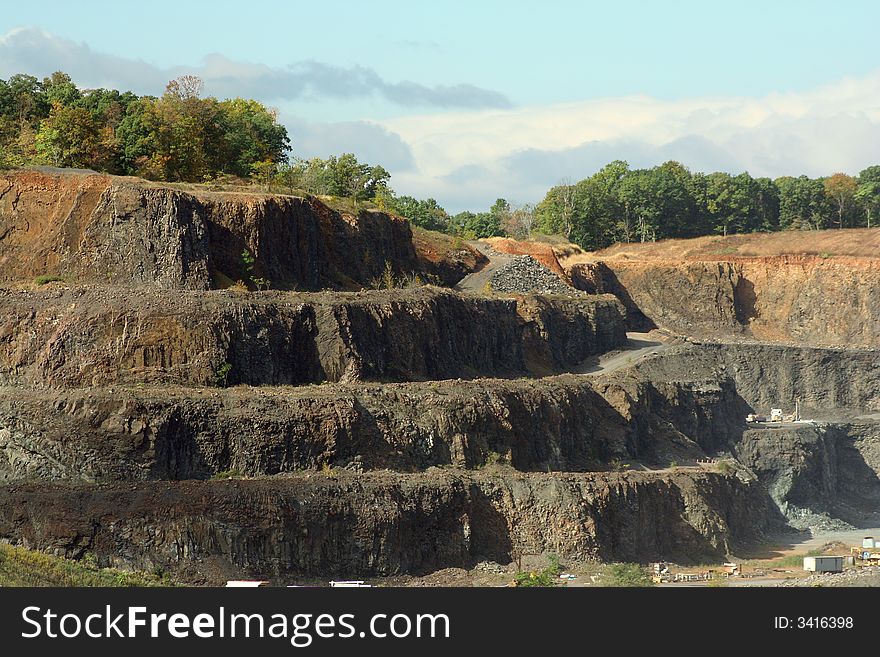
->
[152, 75, 223, 180]
[116, 97, 161, 176]
[34, 101, 102, 168]
[42, 72, 80, 107]
[390, 195, 449, 231]
[856, 166, 880, 228]
[618, 170, 661, 244]
[824, 172, 858, 229]
[449, 210, 502, 238]
[776, 175, 828, 230]
[608, 563, 654, 587]
[534, 181, 577, 238]
[5, 74, 48, 125]
[753, 176, 781, 231]
[704, 171, 761, 236]
[284, 154, 389, 200]
[650, 161, 699, 238]
[218, 97, 290, 177]
[0, 79, 12, 119]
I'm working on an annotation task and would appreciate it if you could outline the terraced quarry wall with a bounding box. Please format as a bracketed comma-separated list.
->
[632, 342, 880, 417]
[0, 369, 748, 482]
[1, 171, 877, 583]
[0, 169, 473, 290]
[569, 240, 880, 347]
[0, 286, 625, 387]
[734, 421, 880, 530]
[0, 470, 778, 579]
[632, 341, 880, 531]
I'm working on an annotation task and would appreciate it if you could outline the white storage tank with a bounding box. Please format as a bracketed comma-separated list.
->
[862, 537, 875, 549]
[803, 556, 844, 573]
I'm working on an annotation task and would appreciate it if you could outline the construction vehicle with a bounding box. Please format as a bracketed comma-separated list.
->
[851, 537, 880, 564]
[746, 399, 805, 424]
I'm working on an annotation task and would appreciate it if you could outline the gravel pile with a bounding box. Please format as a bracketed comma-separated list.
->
[489, 255, 580, 296]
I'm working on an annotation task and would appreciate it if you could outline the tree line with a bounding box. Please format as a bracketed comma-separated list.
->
[0, 72, 289, 180]
[257, 155, 880, 249]
[3, 72, 878, 250]
[529, 160, 880, 250]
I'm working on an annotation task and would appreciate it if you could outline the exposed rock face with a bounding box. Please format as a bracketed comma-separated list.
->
[633, 342, 880, 417]
[0, 170, 212, 289]
[734, 421, 880, 530]
[569, 261, 655, 331]
[0, 469, 781, 580]
[516, 295, 626, 371]
[0, 286, 626, 387]
[410, 227, 489, 287]
[2, 172, 876, 580]
[0, 368, 746, 482]
[0, 169, 481, 290]
[570, 255, 880, 347]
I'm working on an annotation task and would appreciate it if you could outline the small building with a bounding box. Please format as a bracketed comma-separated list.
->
[803, 556, 844, 573]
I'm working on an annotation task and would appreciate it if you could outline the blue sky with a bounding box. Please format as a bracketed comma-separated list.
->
[3, 1, 880, 211]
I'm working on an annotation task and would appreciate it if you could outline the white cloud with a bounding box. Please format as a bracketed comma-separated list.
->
[281, 116, 415, 171]
[4, 27, 880, 213]
[0, 27, 511, 108]
[380, 72, 880, 211]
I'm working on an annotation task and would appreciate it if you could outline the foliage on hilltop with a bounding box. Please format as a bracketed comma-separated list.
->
[0, 71, 289, 181]
[3, 72, 880, 250]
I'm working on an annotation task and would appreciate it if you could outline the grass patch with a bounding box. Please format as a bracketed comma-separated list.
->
[513, 554, 560, 587]
[0, 543, 176, 587]
[213, 361, 233, 387]
[369, 260, 433, 290]
[317, 195, 377, 216]
[211, 468, 242, 480]
[411, 225, 469, 258]
[743, 548, 826, 570]
[714, 459, 733, 475]
[34, 274, 65, 285]
[478, 451, 510, 470]
[608, 563, 654, 587]
[706, 574, 729, 587]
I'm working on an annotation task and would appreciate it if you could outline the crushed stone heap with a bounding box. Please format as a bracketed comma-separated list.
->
[490, 255, 581, 295]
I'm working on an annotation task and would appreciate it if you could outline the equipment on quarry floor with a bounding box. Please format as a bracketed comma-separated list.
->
[746, 400, 804, 424]
[803, 556, 844, 573]
[651, 562, 671, 583]
[851, 539, 880, 563]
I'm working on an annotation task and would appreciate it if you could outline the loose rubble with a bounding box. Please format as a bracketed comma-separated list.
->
[490, 255, 581, 296]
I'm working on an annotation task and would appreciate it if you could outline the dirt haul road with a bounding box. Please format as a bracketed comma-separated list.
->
[454, 241, 514, 292]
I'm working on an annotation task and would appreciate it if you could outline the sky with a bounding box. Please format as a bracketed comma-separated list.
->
[3, 0, 880, 212]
